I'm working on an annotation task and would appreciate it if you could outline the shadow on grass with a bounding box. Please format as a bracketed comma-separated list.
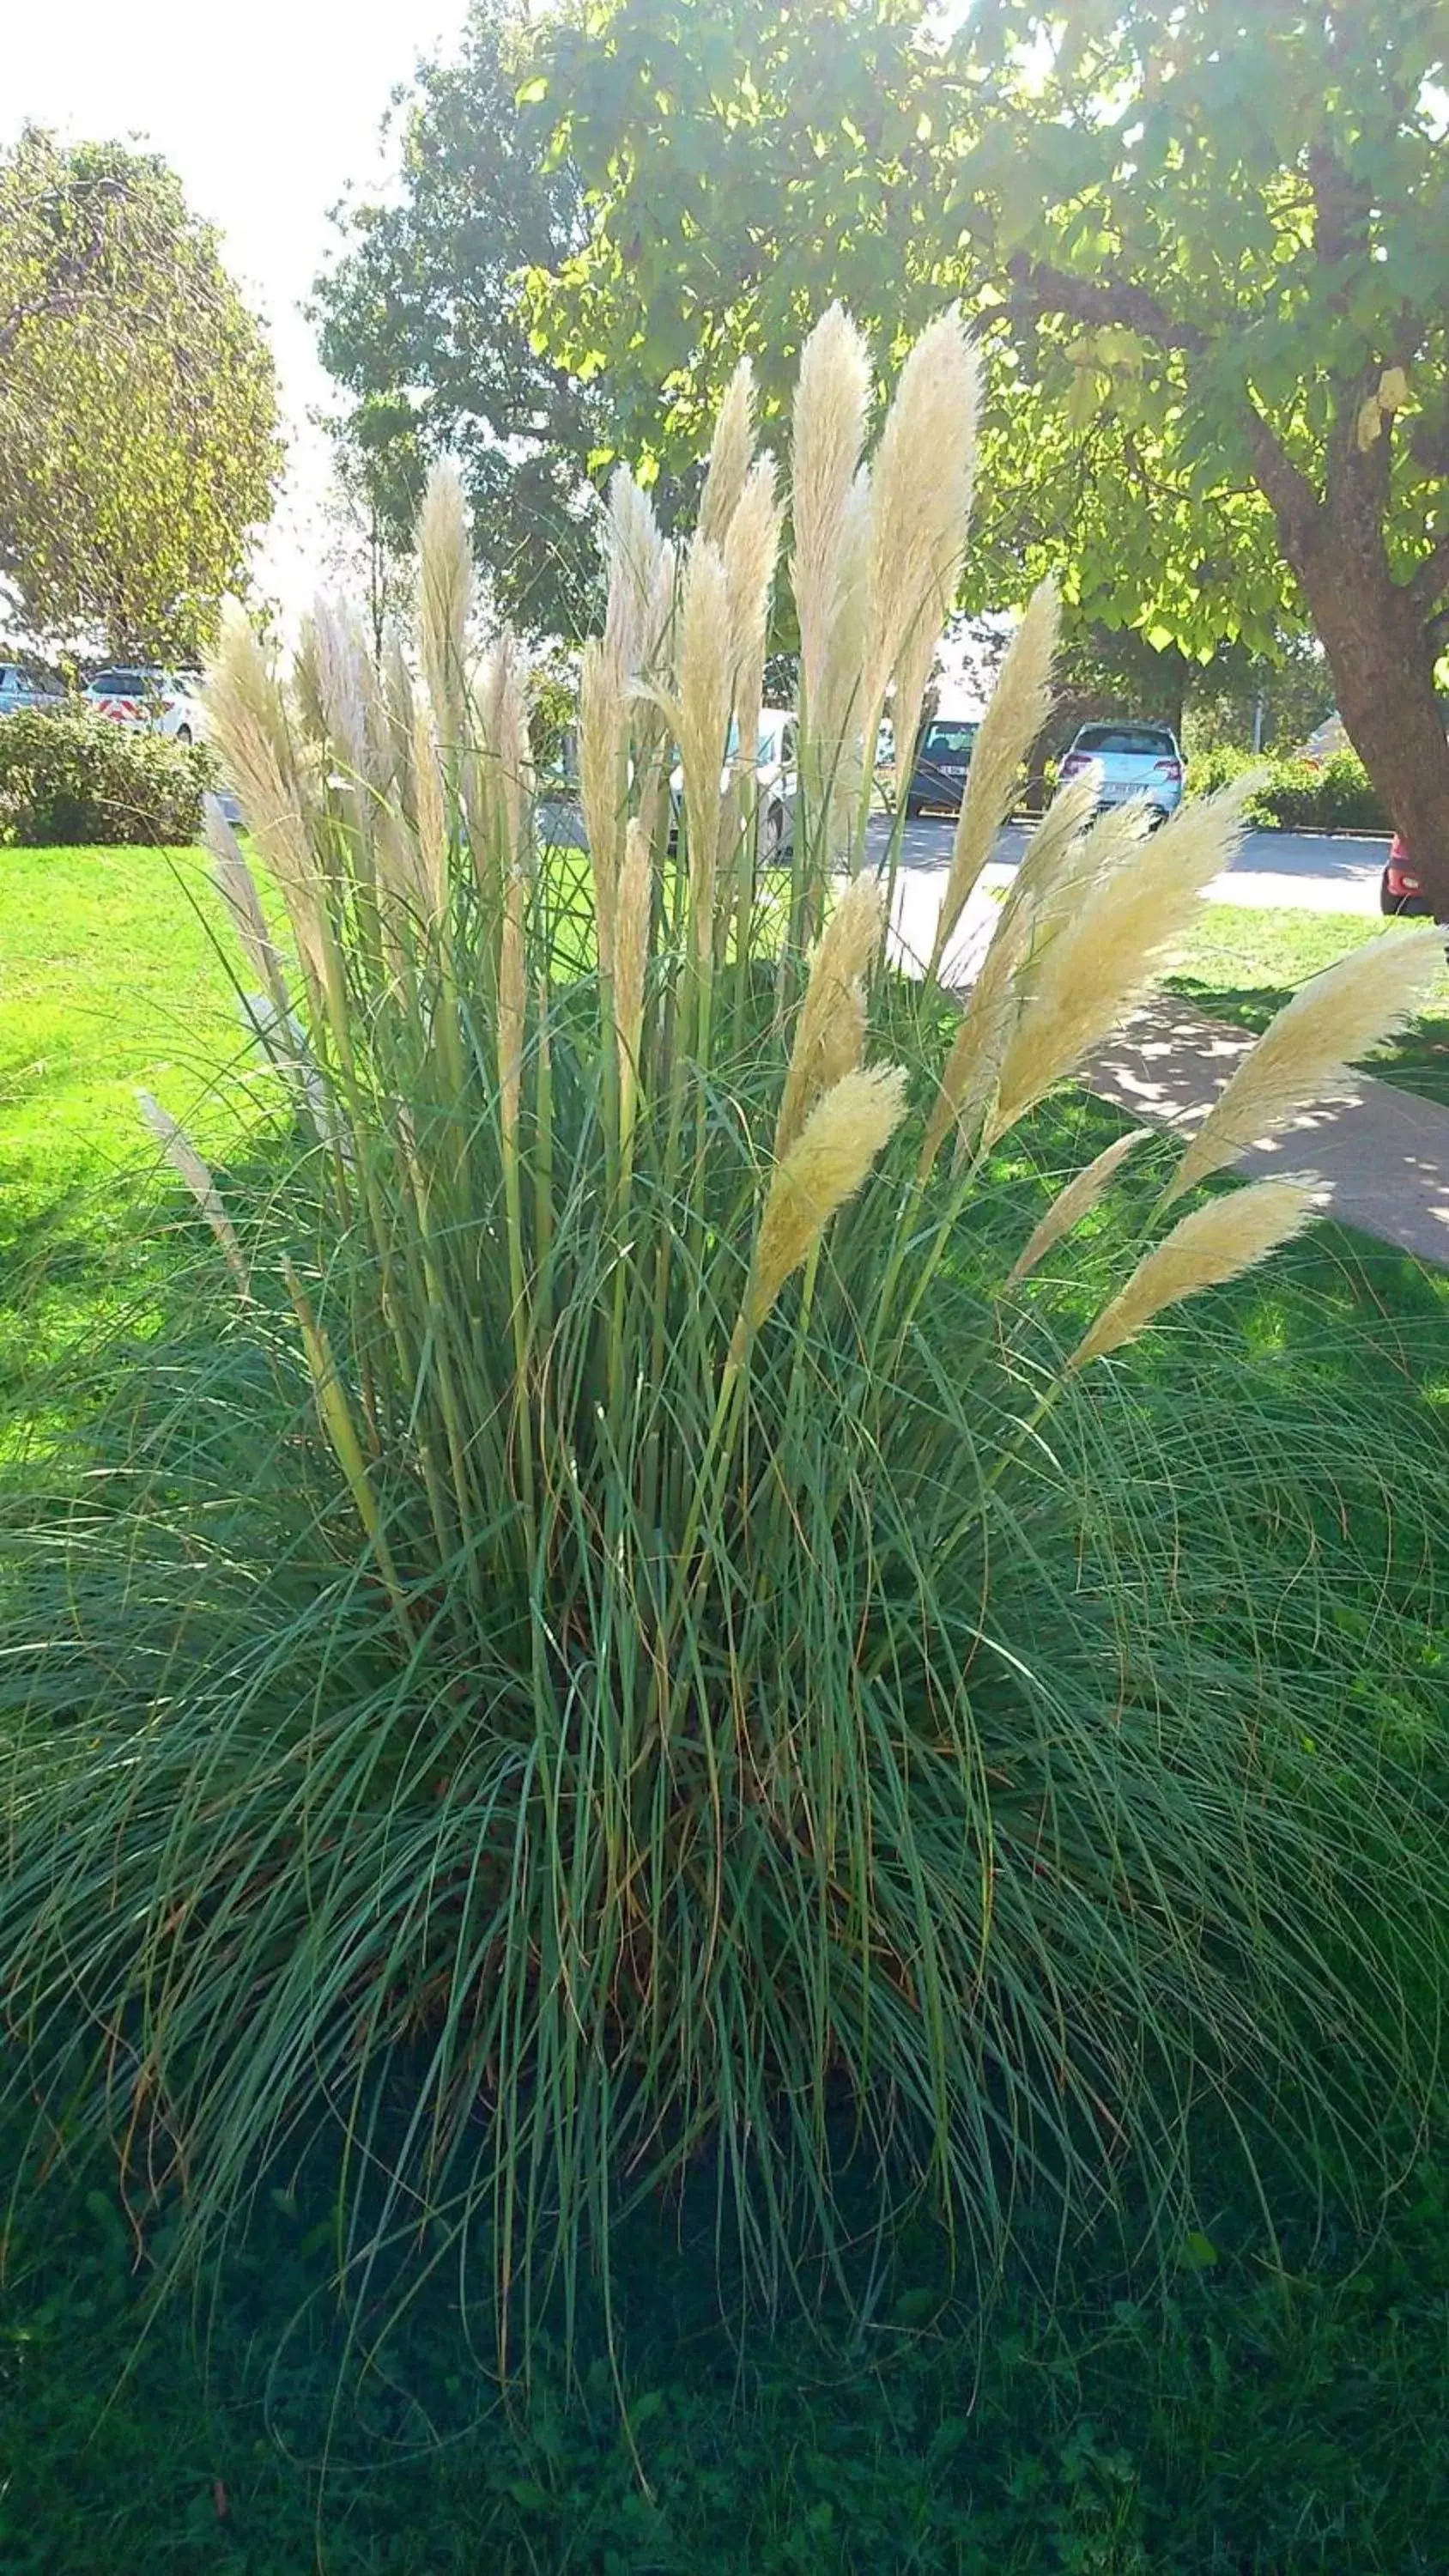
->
[1165, 974, 1449, 1113]
[4, 2073, 1449, 2574]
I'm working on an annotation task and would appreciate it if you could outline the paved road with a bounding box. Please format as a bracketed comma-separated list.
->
[875, 812, 1391, 908]
[873, 814, 1393, 987]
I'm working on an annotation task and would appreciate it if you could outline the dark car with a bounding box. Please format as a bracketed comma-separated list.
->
[1380, 833, 1435, 917]
[905, 717, 978, 816]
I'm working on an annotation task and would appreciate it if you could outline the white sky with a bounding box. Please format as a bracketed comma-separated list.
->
[3, 0, 472, 622]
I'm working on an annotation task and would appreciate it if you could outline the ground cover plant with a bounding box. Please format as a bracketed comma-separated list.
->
[3, 308, 1448, 2421]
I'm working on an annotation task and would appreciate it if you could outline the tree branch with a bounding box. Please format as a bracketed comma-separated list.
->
[1007, 255, 1209, 355]
[1240, 403, 1323, 558]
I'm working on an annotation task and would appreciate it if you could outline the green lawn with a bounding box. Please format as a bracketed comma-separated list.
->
[0, 843, 267, 1394]
[3, 842, 1448, 2572]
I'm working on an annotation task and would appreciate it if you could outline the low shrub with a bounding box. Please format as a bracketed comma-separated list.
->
[0, 704, 210, 846]
[3, 313, 1446, 2385]
[1188, 742, 1389, 831]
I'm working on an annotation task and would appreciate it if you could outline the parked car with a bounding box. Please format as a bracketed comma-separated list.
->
[905, 716, 979, 816]
[83, 665, 205, 743]
[1058, 721, 1184, 825]
[668, 708, 797, 860]
[1380, 833, 1435, 918]
[1298, 711, 1351, 767]
[0, 663, 65, 716]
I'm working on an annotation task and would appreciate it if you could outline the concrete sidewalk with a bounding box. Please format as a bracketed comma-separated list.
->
[1089, 999, 1449, 1270]
[882, 877, 1449, 1272]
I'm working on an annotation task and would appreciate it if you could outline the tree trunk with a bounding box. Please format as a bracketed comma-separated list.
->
[1247, 398, 1449, 918]
[1290, 545, 1449, 914]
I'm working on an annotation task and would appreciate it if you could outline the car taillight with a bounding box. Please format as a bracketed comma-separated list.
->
[1154, 759, 1182, 778]
[1060, 754, 1088, 776]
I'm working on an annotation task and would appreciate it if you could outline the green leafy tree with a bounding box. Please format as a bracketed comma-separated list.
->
[954, 0, 1449, 900]
[530, 0, 1449, 902]
[314, 0, 607, 641]
[0, 129, 282, 660]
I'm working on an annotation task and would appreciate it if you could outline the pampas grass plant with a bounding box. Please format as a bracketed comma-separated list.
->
[3, 303, 1446, 2392]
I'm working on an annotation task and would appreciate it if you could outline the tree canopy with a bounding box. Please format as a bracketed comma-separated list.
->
[313, 0, 606, 641]
[0, 128, 282, 660]
[526, 0, 1449, 892]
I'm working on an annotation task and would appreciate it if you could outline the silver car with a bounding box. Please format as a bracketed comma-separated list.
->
[1058, 721, 1185, 827]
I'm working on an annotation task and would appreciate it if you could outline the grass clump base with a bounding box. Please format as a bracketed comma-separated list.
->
[3, 310, 1447, 2405]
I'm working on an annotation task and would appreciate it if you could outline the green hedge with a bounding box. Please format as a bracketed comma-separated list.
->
[1187, 744, 1389, 833]
[0, 707, 211, 847]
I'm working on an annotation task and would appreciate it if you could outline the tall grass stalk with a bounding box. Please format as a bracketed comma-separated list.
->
[3, 306, 1446, 2383]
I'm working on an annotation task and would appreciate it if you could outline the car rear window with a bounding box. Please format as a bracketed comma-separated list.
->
[1074, 726, 1176, 755]
[91, 670, 151, 695]
[922, 723, 978, 756]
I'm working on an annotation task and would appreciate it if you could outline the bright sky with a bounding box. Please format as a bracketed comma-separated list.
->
[3, 0, 472, 622]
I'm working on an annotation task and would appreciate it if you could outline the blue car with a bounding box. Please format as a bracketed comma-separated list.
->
[0, 663, 64, 716]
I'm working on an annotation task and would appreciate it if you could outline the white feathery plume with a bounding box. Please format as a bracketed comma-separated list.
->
[791, 304, 871, 716]
[1070, 1176, 1328, 1366]
[137, 1091, 249, 1297]
[579, 637, 627, 978]
[676, 535, 733, 954]
[810, 465, 872, 868]
[926, 579, 1058, 981]
[1006, 1128, 1153, 1285]
[602, 465, 666, 683]
[862, 308, 979, 738]
[742, 1064, 908, 1337]
[774, 872, 883, 1156]
[416, 460, 474, 747]
[985, 779, 1256, 1144]
[204, 797, 288, 1005]
[203, 606, 328, 993]
[699, 355, 755, 548]
[308, 593, 371, 778]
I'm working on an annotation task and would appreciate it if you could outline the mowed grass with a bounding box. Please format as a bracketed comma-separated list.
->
[0, 843, 270, 1396]
[1166, 901, 1449, 1105]
[2, 842, 1447, 2572]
